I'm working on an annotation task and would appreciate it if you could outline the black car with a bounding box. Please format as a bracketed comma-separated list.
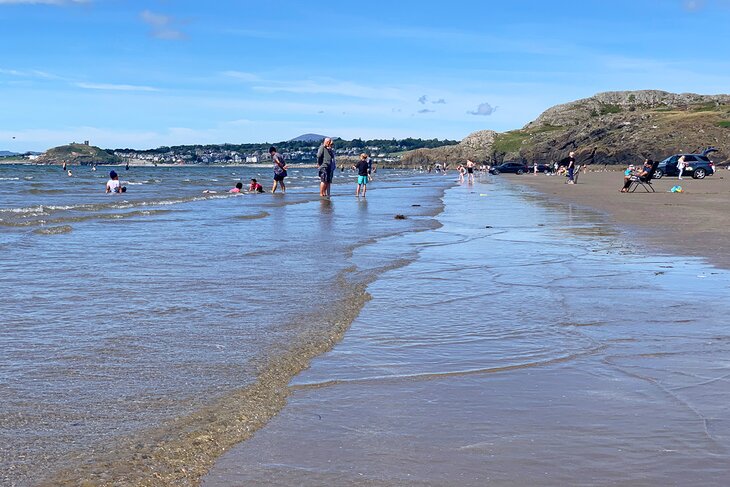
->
[489, 162, 528, 175]
[653, 154, 715, 179]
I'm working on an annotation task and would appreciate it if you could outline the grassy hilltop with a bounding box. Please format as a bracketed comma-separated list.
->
[37, 143, 121, 165]
[402, 90, 730, 166]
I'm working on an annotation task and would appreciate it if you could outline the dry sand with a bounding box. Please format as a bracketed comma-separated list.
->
[506, 169, 730, 269]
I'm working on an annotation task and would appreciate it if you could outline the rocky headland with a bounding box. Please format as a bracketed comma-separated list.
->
[35, 143, 121, 165]
[402, 90, 730, 166]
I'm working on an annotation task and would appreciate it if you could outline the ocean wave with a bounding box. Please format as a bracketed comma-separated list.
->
[0, 209, 176, 227]
[235, 211, 270, 220]
[0, 194, 229, 219]
[33, 225, 73, 235]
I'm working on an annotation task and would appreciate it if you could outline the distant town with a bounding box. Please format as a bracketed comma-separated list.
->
[1, 136, 459, 165]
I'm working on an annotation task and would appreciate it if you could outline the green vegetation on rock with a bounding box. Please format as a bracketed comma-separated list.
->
[492, 125, 565, 153]
[39, 143, 121, 165]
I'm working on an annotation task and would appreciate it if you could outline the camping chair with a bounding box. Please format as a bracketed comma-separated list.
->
[628, 160, 659, 193]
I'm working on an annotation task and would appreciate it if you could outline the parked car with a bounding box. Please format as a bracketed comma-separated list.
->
[653, 154, 715, 179]
[489, 162, 528, 175]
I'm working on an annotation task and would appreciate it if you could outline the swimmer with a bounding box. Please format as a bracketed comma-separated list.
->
[230, 182, 243, 193]
[249, 178, 264, 193]
[105, 170, 126, 193]
[67, 170, 73, 177]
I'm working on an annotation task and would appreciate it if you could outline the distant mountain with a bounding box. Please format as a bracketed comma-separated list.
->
[289, 133, 329, 142]
[0, 150, 18, 156]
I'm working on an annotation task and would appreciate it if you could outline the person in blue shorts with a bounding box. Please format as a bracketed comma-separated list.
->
[353, 153, 370, 197]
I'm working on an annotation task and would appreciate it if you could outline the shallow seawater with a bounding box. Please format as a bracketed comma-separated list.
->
[204, 177, 730, 486]
[0, 164, 450, 486]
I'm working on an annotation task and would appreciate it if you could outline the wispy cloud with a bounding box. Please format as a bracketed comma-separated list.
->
[418, 95, 428, 104]
[467, 102, 497, 116]
[683, 0, 705, 10]
[252, 77, 406, 101]
[75, 82, 160, 92]
[0, 0, 89, 4]
[417, 108, 435, 114]
[0, 67, 64, 80]
[140, 10, 186, 40]
[221, 71, 261, 82]
[432, 98, 446, 104]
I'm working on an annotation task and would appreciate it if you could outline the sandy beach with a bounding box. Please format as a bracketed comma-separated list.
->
[506, 169, 730, 269]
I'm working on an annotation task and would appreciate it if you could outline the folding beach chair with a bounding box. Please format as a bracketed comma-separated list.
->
[628, 160, 659, 193]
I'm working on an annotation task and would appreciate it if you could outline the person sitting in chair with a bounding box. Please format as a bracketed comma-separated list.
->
[637, 159, 653, 180]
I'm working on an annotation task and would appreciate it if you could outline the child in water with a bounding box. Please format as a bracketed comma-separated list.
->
[105, 170, 126, 193]
[352, 153, 370, 197]
[249, 178, 264, 193]
[230, 182, 243, 193]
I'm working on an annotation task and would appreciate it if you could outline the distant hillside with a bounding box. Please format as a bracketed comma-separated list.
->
[38, 143, 122, 165]
[402, 90, 730, 166]
[289, 133, 329, 142]
[0, 150, 18, 156]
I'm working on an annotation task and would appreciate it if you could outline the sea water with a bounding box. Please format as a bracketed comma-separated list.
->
[204, 179, 730, 486]
[0, 164, 448, 486]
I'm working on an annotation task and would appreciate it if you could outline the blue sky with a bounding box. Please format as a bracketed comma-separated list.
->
[1, 0, 729, 151]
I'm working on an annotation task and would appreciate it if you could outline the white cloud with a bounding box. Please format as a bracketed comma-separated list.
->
[418, 95, 428, 104]
[467, 102, 497, 116]
[75, 82, 160, 92]
[140, 10, 186, 40]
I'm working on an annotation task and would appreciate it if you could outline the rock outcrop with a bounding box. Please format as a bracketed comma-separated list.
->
[401, 90, 730, 166]
[37, 143, 121, 165]
[401, 130, 497, 165]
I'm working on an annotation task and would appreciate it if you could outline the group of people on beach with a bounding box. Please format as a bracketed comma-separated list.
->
[224, 138, 373, 198]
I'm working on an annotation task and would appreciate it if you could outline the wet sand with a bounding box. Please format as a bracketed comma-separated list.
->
[203, 178, 730, 486]
[506, 169, 730, 269]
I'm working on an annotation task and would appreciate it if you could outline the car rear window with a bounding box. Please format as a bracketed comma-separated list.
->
[698, 156, 711, 162]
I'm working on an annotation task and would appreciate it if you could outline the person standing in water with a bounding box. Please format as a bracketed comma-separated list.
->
[466, 158, 476, 183]
[270, 146, 287, 193]
[316, 137, 335, 197]
[353, 153, 370, 197]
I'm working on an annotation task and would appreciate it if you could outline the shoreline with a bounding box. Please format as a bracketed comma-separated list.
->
[202, 178, 730, 486]
[501, 170, 730, 270]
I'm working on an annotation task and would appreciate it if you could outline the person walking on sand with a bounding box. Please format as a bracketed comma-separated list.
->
[677, 155, 686, 180]
[562, 151, 576, 184]
[270, 146, 287, 193]
[316, 137, 335, 197]
[353, 153, 370, 197]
